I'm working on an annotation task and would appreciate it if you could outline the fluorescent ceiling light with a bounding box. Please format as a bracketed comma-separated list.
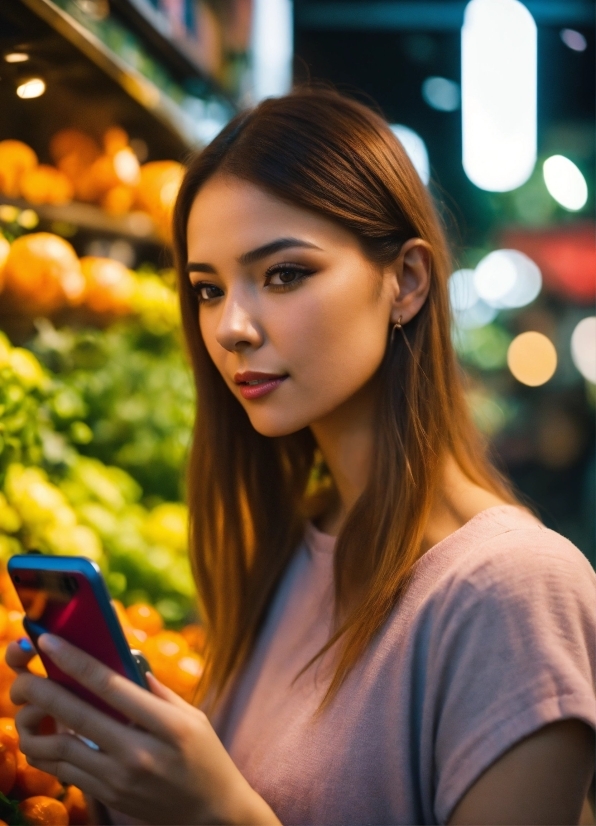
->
[390, 124, 430, 184]
[461, 0, 537, 192]
[252, 0, 293, 101]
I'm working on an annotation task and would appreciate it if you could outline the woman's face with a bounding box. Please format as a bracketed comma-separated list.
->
[186, 175, 402, 437]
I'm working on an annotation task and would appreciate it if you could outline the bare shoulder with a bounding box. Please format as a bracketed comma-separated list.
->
[448, 718, 595, 825]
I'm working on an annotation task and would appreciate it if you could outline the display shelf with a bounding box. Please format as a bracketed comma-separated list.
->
[110, 0, 216, 85]
[0, 197, 162, 246]
[15, 0, 207, 149]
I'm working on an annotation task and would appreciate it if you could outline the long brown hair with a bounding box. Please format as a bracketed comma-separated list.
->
[173, 87, 518, 714]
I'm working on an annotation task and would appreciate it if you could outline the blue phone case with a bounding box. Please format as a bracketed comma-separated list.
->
[8, 554, 148, 721]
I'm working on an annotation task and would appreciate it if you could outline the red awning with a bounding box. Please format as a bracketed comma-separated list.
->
[501, 223, 596, 303]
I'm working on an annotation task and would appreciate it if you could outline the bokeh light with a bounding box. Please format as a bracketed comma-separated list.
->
[4, 52, 29, 63]
[421, 77, 460, 111]
[461, 0, 537, 192]
[560, 29, 587, 52]
[507, 331, 557, 386]
[543, 155, 588, 211]
[16, 78, 46, 99]
[571, 316, 596, 384]
[473, 249, 542, 309]
[390, 125, 430, 184]
[449, 267, 498, 328]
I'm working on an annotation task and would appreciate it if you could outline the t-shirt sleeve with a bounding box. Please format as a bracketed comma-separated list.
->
[428, 527, 596, 825]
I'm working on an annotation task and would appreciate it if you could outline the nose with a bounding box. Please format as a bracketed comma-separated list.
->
[215, 293, 263, 353]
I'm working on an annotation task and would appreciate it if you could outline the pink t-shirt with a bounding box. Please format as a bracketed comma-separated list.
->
[212, 506, 596, 825]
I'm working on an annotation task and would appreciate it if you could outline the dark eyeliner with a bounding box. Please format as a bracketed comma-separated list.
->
[264, 262, 316, 291]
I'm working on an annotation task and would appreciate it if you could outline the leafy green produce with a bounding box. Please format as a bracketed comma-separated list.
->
[0, 313, 198, 625]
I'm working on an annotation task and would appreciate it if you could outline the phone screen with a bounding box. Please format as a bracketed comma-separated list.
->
[10, 562, 145, 722]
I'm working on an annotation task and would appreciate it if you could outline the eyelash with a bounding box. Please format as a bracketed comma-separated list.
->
[190, 263, 316, 304]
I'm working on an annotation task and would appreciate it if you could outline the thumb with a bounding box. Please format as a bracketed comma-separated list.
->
[6, 639, 37, 674]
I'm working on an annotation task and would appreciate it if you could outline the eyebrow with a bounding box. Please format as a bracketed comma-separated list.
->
[186, 237, 321, 275]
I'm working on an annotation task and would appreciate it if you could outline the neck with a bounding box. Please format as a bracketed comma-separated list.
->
[309, 380, 378, 535]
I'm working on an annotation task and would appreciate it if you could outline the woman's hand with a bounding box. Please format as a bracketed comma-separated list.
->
[6, 636, 281, 825]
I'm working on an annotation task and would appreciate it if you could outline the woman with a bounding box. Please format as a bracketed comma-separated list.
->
[7, 89, 596, 825]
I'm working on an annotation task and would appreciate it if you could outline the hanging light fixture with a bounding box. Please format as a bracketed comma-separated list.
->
[461, 0, 537, 192]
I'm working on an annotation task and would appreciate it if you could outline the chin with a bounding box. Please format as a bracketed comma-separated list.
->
[246, 410, 311, 439]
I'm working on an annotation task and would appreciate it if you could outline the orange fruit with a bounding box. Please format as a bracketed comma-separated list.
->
[0, 140, 38, 198]
[19, 166, 74, 206]
[5, 611, 25, 642]
[19, 796, 68, 825]
[79, 256, 136, 315]
[103, 126, 129, 156]
[101, 184, 134, 216]
[28, 656, 47, 678]
[0, 686, 19, 719]
[143, 631, 188, 662]
[180, 624, 207, 654]
[0, 236, 9, 292]
[0, 605, 9, 640]
[123, 626, 147, 650]
[144, 632, 191, 690]
[0, 718, 19, 753]
[2, 233, 84, 315]
[111, 600, 129, 629]
[0, 571, 25, 612]
[49, 129, 100, 167]
[169, 653, 204, 702]
[62, 785, 89, 825]
[0, 644, 15, 688]
[0, 745, 16, 794]
[15, 751, 63, 799]
[126, 603, 163, 637]
[136, 161, 183, 243]
[0, 819, 8, 825]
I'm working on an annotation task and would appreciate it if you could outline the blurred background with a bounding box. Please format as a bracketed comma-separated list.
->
[0, 0, 594, 634]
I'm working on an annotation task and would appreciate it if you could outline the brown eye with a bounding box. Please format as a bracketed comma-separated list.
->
[191, 283, 223, 302]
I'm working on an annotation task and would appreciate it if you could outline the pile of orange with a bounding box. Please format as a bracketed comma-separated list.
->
[0, 129, 183, 243]
[0, 233, 138, 319]
[0, 568, 205, 824]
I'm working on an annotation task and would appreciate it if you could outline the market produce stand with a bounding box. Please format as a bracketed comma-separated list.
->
[0, 1, 242, 820]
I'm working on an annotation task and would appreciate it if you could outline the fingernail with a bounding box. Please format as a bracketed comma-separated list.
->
[17, 638, 33, 653]
[38, 634, 61, 654]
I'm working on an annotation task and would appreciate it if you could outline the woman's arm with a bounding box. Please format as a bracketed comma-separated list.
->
[448, 718, 595, 826]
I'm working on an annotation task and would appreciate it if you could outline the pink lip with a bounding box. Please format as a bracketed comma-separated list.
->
[233, 371, 288, 400]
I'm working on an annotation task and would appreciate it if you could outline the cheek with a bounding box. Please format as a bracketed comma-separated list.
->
[277, 276, 388, 386]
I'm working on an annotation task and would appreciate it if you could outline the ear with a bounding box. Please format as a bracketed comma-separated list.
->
[385, 238, 432, 326]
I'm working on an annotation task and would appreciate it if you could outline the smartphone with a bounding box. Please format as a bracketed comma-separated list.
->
[8, 554, 150, 723]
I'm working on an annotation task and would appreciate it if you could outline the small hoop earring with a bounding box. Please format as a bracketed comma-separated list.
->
[390, 316, 403, 344]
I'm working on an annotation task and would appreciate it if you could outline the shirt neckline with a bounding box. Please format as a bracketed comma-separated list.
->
[305, 504, 538, 564]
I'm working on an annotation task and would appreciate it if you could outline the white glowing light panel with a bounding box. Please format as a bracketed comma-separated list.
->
[462, 0, 537, 191]
[390, 125, 430, 185]
[252, 0, 293, 101]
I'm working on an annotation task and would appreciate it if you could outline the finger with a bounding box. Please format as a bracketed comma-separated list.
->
[146, 673, 191, 710]
[26, 756, 113, 805]
[15, 703, 50, 734]
[5, 640, 36, 673]
[11, 672, 128, 755]
[19, 727, 112, 779]
[38, 635, 182, 741]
